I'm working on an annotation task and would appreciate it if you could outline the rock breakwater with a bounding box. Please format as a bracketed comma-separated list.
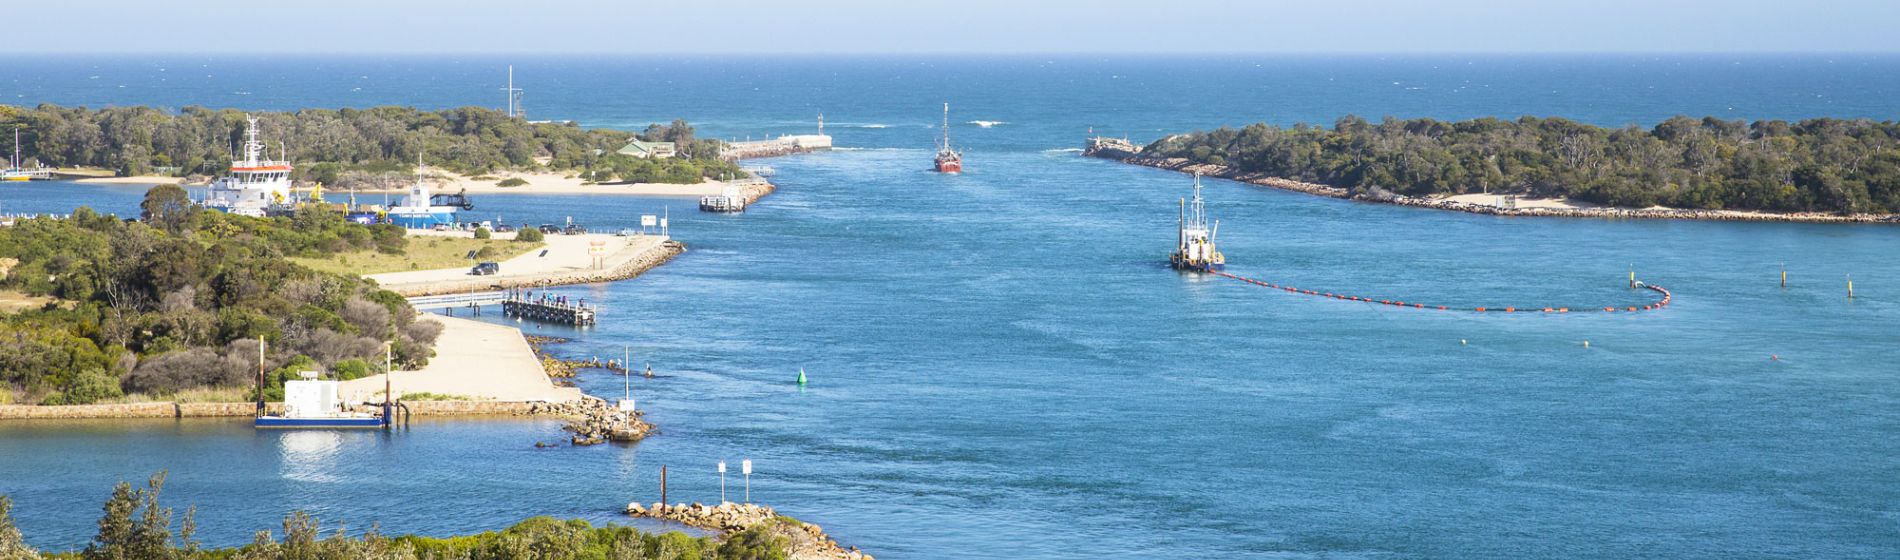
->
[556, 397, 653, 446]
[627, 502, 871, 560]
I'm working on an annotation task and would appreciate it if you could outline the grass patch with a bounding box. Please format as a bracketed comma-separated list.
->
[0, 289, 59, 313]
[291, 236, 542, 275]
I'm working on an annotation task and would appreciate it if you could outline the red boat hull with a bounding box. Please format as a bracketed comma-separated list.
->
[935, 158, 961, 173]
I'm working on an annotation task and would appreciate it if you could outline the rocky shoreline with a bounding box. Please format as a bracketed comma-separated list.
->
[546, 397, 653, 446]
[627, 502, 872, 560]
[1084, 139, 1900, 224]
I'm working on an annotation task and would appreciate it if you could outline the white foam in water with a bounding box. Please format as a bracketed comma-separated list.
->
[1043, 148, 1084, 154]
[968, 120, 1007, 128]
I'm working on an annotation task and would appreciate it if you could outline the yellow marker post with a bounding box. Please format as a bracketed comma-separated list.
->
[1848, 275, 1854, 299]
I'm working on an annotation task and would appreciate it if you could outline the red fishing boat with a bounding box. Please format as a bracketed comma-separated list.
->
[934, 103, 962, 173]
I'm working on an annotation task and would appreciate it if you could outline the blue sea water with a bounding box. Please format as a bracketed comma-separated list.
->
[2, 56, 1898, 559]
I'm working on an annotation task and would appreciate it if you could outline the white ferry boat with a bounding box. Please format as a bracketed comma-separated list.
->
[203, 116, 293, 217]
[386, 177, 472, 229]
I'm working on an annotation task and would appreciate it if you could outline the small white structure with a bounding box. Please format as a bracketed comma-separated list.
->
[282, 373, 343, 419]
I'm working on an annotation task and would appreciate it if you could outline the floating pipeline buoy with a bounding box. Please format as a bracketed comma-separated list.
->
[797, 368, 808, 386]
[1207, 270, 1671, 316]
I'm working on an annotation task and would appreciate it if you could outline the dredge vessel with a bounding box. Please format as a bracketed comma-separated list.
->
[1171, 173, 1224, 271]
[203, 116, 293, 217]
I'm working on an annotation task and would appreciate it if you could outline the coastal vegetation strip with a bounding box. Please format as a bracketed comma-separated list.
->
[0, 188, 441, 407]
[1114, 115, 1900, 219]
[0, 474, 820, 559]
[0, 104, 741, 187]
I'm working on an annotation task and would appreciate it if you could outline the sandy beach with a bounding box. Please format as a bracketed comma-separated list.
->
[428, 170, 736, 196]
[368, 230, 677, 296]
[74, 175, 190, 186]
[339, 314, 582, 403]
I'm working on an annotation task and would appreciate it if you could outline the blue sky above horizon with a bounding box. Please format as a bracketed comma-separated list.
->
[9, 0, 1899, 54]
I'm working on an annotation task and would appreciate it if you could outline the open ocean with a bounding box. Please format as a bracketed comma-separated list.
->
[1, 55, 1897, 558]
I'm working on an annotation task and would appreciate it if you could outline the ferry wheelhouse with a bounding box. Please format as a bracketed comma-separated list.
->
[1171, 173, 1224, 271]
[934, 103, 962, 173]
[204, 116, 293, 217]
[386, 177, 473, 229]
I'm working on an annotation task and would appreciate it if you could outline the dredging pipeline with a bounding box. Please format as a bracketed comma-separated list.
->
[1206, 270, 1673, 314]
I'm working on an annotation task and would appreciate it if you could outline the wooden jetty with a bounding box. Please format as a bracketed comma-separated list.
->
[502, 292, 597, 326]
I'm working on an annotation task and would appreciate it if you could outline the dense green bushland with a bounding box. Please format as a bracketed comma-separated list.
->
[1143, 115, 1900, 213]
[0, 105, 734, 184]
[0, 474, 792, 560]
[0, 187, 437, 405]
[583, 119, 743, 184]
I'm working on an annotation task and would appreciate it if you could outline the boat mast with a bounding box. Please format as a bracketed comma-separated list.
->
[11, 127, 19, 169]
[255, 338, 265, 416]
[941, 103, 950, 152]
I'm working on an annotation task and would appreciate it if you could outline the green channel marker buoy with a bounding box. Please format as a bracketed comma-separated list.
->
[797, 368, 808, 385]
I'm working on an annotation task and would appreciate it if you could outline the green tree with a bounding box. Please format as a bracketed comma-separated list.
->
[0, 496, 36, 560]
[139, 184, 196, 234]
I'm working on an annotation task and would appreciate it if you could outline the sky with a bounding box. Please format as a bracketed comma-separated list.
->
[7, 0, 1899, 54]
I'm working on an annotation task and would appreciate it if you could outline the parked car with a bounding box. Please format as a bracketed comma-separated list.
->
[538, 224, 560, 234]
[616, 228, 635, 237]
[563, 224, 587, 235]
[494, 224, 517, 233]
[470, 262, 500, 276]
[431, 223, 451, 231]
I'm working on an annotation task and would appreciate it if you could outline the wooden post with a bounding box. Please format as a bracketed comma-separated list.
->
[660, 465, 668, 506]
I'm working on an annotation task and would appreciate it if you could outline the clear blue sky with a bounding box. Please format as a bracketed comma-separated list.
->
[11, 0, 1899, 54]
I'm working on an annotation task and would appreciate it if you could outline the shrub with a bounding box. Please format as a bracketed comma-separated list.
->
[54, 368, 124, 405]
[473, 227, 491, 239]
[125, 348, 244, 395]
[515, 227, 544, 243]
[497, 177, 529, 187]
[475, 246, 498, 259]
[331, 359, 373, 380]
[0, 495, 36, 559]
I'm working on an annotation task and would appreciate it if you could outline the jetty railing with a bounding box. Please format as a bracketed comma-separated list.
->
[502, 289, 597, 326]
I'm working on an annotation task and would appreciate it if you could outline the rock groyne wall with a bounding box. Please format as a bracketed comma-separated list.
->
[627, 502, 871, 560]
[387, 240, 684, 297]
[1, 399, 586, 420]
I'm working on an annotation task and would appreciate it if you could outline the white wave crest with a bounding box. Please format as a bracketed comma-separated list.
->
[1043, 148, 1084, 154]
[968, 120, 1007, 128]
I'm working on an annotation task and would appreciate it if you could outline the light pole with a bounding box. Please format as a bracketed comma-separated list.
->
[717, 461, 727, 504]
[742, 459, 752, 504]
